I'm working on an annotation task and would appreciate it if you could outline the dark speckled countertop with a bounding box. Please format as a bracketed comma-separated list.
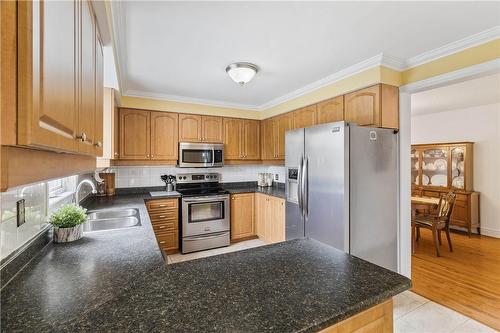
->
[1, 194, 410, 333]
[222, 181, 286, 198]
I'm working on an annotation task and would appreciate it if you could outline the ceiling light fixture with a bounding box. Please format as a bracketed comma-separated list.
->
[225, 62, 259, 86]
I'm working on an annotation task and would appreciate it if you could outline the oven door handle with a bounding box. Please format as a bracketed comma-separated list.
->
[183, 195, 229, 203]
[183, 232, 229, 241]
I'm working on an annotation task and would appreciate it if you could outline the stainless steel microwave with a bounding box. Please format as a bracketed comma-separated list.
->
[178, 142, 224, 168]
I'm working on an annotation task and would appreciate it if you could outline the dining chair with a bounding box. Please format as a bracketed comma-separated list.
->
[412, 191, 457, 257]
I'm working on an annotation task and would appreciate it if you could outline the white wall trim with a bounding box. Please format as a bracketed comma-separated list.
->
[480, 227, 500, 239]
[400, 58, 500, 93]
[405, 26, 500, 69]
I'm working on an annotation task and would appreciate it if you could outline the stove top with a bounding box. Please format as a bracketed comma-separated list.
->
[175, 172, 228, 197]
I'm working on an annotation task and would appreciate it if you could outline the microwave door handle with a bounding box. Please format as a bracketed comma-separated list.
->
[212, 148, 215, 167]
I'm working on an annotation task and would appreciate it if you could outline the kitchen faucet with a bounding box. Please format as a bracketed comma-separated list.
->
[74, 179, 97, 204]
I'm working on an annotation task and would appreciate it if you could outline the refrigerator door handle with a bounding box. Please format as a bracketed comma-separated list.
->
[297, 155, 304, 216]
[303, 156, 309, 219]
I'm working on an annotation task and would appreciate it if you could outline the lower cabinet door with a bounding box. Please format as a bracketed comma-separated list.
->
[230, 193, 255, 241]
[156, 231, 179, 253]
[270, 197, 286, 243]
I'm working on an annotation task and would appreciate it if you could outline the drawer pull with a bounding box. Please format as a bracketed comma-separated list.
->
[158, 226, 165, 229]
[159, 204, 166, 207]
[159, 215, 166, 218]
[159, 241, 166, 244]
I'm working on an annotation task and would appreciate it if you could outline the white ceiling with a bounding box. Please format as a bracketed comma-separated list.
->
[411, 73, 500, 116]
[110, 1, 500, 110]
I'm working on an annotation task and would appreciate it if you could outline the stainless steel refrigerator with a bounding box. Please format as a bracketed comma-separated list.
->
[285, 121, 398, 272]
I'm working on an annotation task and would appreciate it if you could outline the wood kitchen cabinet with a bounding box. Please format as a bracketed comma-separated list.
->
[344, 84, 398, 129]
[17, 0, 104, 155]
[94, 30, 104, 157]
[150, 112, 178, 160]
[223, 118, 260, 160]
[119, 109, 150, 159]
[317, 96, 344, 124]
[255, 193, 285, 244]
[261, 113, 293, 160]
[119, 109, 178, 161]
[179, 114, 223, 143]
[230, 193, 256, 241]
[293, 105, 317, 129]
[146, 198, 179, 254]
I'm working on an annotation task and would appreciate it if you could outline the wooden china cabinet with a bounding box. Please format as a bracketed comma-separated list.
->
[411, 142, 480, 235]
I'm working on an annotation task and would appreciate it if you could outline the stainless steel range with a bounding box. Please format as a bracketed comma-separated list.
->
[176, 173, 230, 254]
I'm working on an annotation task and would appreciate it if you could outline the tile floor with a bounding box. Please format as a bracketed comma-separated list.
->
[167, 239, 498, 333]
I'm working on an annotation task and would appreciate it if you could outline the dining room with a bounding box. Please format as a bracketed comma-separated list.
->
[408, 72, 500, 331]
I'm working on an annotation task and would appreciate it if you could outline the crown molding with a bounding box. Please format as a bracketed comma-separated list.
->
[404, 26, 500, 69]
[124, 90, 262, 111]
[400, 58, 500, 93]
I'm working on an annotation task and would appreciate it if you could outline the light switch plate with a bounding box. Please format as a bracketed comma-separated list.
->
[17, 199, 25, 227]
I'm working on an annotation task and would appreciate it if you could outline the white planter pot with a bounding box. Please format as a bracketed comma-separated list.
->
[53, 225, 83, 243]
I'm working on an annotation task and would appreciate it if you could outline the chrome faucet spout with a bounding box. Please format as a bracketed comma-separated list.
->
[75, 179, 97, 204]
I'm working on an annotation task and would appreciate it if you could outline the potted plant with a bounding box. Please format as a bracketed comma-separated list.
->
[49, 204, 87, 243]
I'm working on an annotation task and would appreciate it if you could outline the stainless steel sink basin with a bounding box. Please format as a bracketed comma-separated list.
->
[87, 208, 138, 220]
[84, 208, 141, 232]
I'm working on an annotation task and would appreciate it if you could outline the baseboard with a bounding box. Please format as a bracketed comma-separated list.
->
[0, 225, 52, 289]
[480, 227, 500, 239]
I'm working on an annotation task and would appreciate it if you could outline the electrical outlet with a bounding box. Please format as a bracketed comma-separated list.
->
[17, 199, 26, 227]
[275, 174, 279, 181]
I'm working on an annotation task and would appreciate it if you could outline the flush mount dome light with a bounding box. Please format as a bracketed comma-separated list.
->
[225, 62, 259, 85]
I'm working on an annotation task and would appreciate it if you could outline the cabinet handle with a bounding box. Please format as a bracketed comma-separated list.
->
[146, 154, 150, 158]
[158, 226, 165, 229]
[76, 132, 87, 142]
[114, 152, 119, 157]
[159, 241, 166, 244]
[95, 141, 102, 148]
[159, 215, 166, 218]
[151, 155, 154, 158]
[159, 204, 166, 207]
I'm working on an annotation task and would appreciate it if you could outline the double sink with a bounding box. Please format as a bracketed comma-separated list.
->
[84, 208, 141, 232]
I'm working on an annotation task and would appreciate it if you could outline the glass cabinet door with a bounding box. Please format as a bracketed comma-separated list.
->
[411, 148, 420, 186]
[422, 148, 448, 187]
[451, 146, 465, 190]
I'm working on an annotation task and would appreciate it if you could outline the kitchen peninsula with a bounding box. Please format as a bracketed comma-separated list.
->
[1, 195, 410, 333]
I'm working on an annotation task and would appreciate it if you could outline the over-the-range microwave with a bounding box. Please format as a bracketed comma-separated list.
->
[178, 142, 224, 168]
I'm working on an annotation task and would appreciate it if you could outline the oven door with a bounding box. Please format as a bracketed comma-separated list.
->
[182, 195, 230, 237]
[178, 142, 224, 168]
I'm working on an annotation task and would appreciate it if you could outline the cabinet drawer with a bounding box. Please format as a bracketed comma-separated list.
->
[146, 199, 178, 211]
[149, 211, 178, 222]
[152, 220, 177, 232]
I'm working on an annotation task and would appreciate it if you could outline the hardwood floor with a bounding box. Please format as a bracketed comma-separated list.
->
[411, 229, 500, 330]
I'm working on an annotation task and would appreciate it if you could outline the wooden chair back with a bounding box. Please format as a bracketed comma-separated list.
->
[436, 192, 456, 223]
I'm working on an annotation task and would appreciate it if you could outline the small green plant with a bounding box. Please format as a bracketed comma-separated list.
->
[49, 204, 87, 228]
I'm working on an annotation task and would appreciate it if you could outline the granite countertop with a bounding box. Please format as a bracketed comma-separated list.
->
[222, 181, 286, 199]
[1, 194, 410, 332]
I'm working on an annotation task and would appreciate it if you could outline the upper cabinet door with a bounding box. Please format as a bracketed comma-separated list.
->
[344, 85, 380, 127]
[119, 109, 150, 160]
[275, 114, 293, 159]
[317, 96, 344, 124]
[223, 118, 242, 159]
[243, 120, 260, 160]
[293, 105, 317, 129]
[93, 18, 104, 157]
[17, 0, 78, 152]
[201, 116, 223, 143]
[179, 114, 202, 142]
[260, 119, 275, 160]
[78, 0, 96, 154]
[150, 112, 178, 160]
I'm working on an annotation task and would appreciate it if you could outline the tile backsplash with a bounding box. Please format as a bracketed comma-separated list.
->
[0, 174, 94, 261]
[108, 165, 286, 188]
